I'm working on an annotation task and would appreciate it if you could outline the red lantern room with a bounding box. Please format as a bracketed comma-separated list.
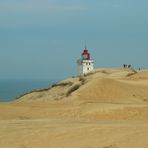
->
[81, 48, 90, 60]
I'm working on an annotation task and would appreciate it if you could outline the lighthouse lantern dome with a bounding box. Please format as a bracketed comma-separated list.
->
[81, 49, 90, 60]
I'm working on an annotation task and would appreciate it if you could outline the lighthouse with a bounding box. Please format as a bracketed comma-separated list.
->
[77, 47, 94, 75]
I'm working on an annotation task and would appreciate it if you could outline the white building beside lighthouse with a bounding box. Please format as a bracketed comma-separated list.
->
[77, 47, 94, 75]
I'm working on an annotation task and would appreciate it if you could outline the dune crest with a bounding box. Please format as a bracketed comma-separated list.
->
[18, 68, 148, 104]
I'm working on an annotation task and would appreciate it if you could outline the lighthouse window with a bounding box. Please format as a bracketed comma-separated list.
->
[82, 55, 88, 60]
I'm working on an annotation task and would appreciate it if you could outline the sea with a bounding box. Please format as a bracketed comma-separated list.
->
[0, 79, 58, 102]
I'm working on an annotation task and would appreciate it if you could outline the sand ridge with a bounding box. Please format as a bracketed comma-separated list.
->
[17, 68, 148, 104]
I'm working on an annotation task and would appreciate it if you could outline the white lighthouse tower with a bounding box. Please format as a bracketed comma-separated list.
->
[77, 47, 94, 75]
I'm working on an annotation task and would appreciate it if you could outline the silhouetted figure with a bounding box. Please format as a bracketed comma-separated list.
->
[128, 65, 131, 69]
[123, 64, 127, 68]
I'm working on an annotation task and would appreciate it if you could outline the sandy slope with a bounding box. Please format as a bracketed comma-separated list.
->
[1, 68, 148, 148]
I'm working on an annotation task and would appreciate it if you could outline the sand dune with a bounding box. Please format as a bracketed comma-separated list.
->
[71, 77, 148, 104]
[125, 70, 148, 80]
[17, 68, 148, 104]
[1, 68, 148, 148]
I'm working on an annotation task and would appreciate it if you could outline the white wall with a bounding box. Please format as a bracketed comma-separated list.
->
[77, 59, 94, 75]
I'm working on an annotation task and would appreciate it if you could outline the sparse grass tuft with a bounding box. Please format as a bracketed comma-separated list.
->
[79, 76, 86, 84]
[16, 87, 50, 100]
[52, 82, 73, 88]
[126, 69, 138, 77]
[66, 83, 81, 96]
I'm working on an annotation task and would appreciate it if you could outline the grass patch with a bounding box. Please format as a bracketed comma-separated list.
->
[16, 81, 74, 100]
[79, 76, 86, 84]
[51, 82, 73, 88]
[16, 87, 50, 100]
[126, 69, 138, 77]
[66, 83, 81, 96]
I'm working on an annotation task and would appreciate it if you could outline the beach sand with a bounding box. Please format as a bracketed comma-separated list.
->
[0, 68, 148, 148]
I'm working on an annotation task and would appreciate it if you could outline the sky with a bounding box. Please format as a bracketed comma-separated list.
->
[0, 0, 148, 80]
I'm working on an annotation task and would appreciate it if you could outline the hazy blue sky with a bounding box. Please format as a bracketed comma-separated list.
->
[0, 0, 148, 80]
